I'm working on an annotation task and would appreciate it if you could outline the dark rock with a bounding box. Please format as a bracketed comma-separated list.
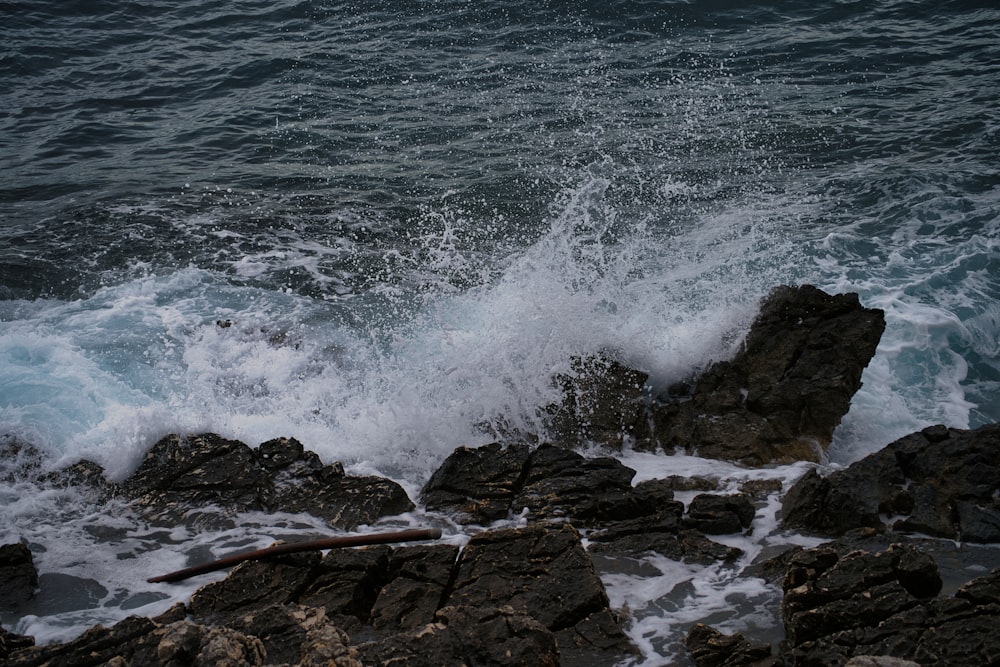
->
[685, 623, 775, 667]
[446, 523, 634, 661]
[121, 433, 414, 529]
[0, 437, 46, 484]
[546, 353, 652, 450]
[684, 493, 756, 535]
[188, 546, 395, 635]
[38, 460, 113, 494]
[955, 566, 1000, 605]
[421, 442, 531, 523]
[773, 540, 1000, 666]
[369, 544, 459, 632]
[297, 546, 392, 632]
[588, 509, 743, 565]
[224, 603, 361, 666]
[3, 614, 269, 667]
[357, 604, 559, 667]
[189, 552, 322, 620]
[177, 525, 633, 665]
[511, 444, 637, 524]
[745, 544, 805, 584]
[421, 441, 677, 528]
[781, 423, 1000, 542]
[0, 542, 37, 612]
[654, 285, 885, 465]
[0, 627, 34, 660]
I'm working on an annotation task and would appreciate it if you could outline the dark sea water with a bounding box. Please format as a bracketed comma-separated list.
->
[2, 0, 999, 662]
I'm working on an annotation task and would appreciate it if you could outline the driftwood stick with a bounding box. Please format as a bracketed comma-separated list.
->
[147, 527, 443, 584]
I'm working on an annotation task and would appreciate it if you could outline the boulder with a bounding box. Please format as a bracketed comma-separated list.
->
[654, 285, 885, 465]
[122, 434, 414, 530]
[422, 442, 669, 527]
[781, 423, 1000, 541]
[0, 627, 34, 660]
[683, 493, 756, 535]
[0, 543, 38, 612]
[223, 604, 361, 667]
[511, 444, 639, 524]
[587, 511, 743, 565]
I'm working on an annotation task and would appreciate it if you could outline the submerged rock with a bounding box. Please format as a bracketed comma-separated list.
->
[781, 423, 1000, 541]
[654, 285, 885, 465]
[121, 434, 414, 530]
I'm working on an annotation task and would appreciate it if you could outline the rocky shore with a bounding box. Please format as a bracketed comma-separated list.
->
[3, 284, 999, 666]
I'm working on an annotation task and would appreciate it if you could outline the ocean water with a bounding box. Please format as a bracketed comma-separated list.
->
[2, 0, 999, 663]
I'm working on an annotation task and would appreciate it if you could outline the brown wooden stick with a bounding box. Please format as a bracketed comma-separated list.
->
[147, 527, 443, 584]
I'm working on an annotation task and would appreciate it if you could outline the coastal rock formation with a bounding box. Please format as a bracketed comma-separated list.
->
[3, 523, 630, 666]
[357, 604, 559, 667]
[780, 539, 1000, 666]
[685, 622, 773, 667]
[536, 285, 884, 465]
[1, 604, 364, 667]
[121, 433, 414, 530]
[183, 522, 632, 665]
[688, 533, 1000, 666]
[654, 285, 885, 464]
[781, 423, 1000, 541]
[422, 441, 748, 563]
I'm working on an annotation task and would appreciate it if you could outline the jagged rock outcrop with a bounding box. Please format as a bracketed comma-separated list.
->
[121, 433, 414, 530]
[779, 540, 1000, 666]
[182, 522, 632, 666]
[688, 531, 1000, 667]
[421, 441, 749, 563]
[357, 604, 559, 667]
[654, 285, 885, 464]
[2, 614, 273, 667]
[781, 423, 1000, 541]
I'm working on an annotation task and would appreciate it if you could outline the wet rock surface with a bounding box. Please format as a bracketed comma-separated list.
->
[653, 285, 885, 465]
[691, 532, 1000, 667]
[121, 433, 414, 530]
[781, 423, 1000, 542]
[779, 539, 1000, 666]
[421, 441, 750, 565]
[1, 606, 366, 667]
